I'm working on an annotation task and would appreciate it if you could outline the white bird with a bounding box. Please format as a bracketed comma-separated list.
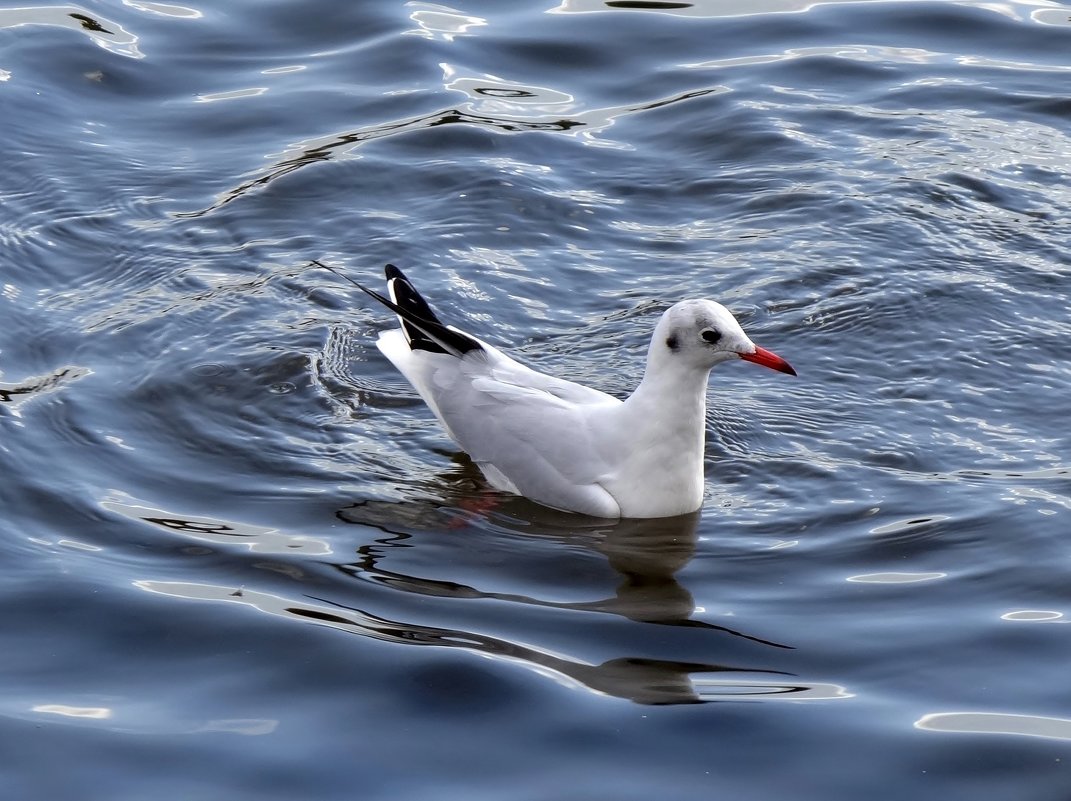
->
[354, 264, 796, 519]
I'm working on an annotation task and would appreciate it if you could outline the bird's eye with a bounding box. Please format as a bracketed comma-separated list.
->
[701, 329, 721, 344]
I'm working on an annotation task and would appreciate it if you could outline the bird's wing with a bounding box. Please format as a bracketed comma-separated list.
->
[377, 331, 623, 517]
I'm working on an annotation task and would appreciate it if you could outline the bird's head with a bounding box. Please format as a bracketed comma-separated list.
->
[654, 299, 796, 376]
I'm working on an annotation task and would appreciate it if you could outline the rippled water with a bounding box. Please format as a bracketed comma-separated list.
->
[3, 0, 1071, 798]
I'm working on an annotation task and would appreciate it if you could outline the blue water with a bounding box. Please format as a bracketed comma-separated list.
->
[3, 0, 1071, 798]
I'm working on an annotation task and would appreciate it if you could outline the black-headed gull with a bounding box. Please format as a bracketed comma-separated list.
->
[355, 264, 795, 519]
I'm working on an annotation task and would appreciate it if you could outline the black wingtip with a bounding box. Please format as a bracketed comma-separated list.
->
[383, 264, 451, 353]
[311, 259, 483, 358]
[371, 264, 484, 357]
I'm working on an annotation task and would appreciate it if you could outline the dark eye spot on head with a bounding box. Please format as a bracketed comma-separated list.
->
[702, 329, 721, 344]
[665, 334, 679, 351]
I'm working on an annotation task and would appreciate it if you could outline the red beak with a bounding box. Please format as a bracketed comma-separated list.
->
[740, 345, 797, 376]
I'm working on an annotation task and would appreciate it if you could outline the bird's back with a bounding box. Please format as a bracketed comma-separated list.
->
[377, 330, 626, 516]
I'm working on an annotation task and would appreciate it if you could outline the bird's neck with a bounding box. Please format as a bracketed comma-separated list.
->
[624, 358, 712, 445]
[601, 358, 711, 516]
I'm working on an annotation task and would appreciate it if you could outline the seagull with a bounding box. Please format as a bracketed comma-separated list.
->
[351, 264, 796, 519]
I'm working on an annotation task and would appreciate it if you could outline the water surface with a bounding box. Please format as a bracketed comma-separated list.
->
[2, 1, 1070, 798]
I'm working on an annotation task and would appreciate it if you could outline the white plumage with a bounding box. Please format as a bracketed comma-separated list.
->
[359, 264, 795, 519]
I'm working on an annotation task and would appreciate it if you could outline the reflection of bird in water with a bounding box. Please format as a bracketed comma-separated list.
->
[329, 496, 812, 703]
[111, 461, 813, 704]
[138, 576, 839, 706]
[591, 511, 713, 626]
[289, 593, 803, 706]
[117, 482, 834, 705]
[335, 492, 792, 648]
